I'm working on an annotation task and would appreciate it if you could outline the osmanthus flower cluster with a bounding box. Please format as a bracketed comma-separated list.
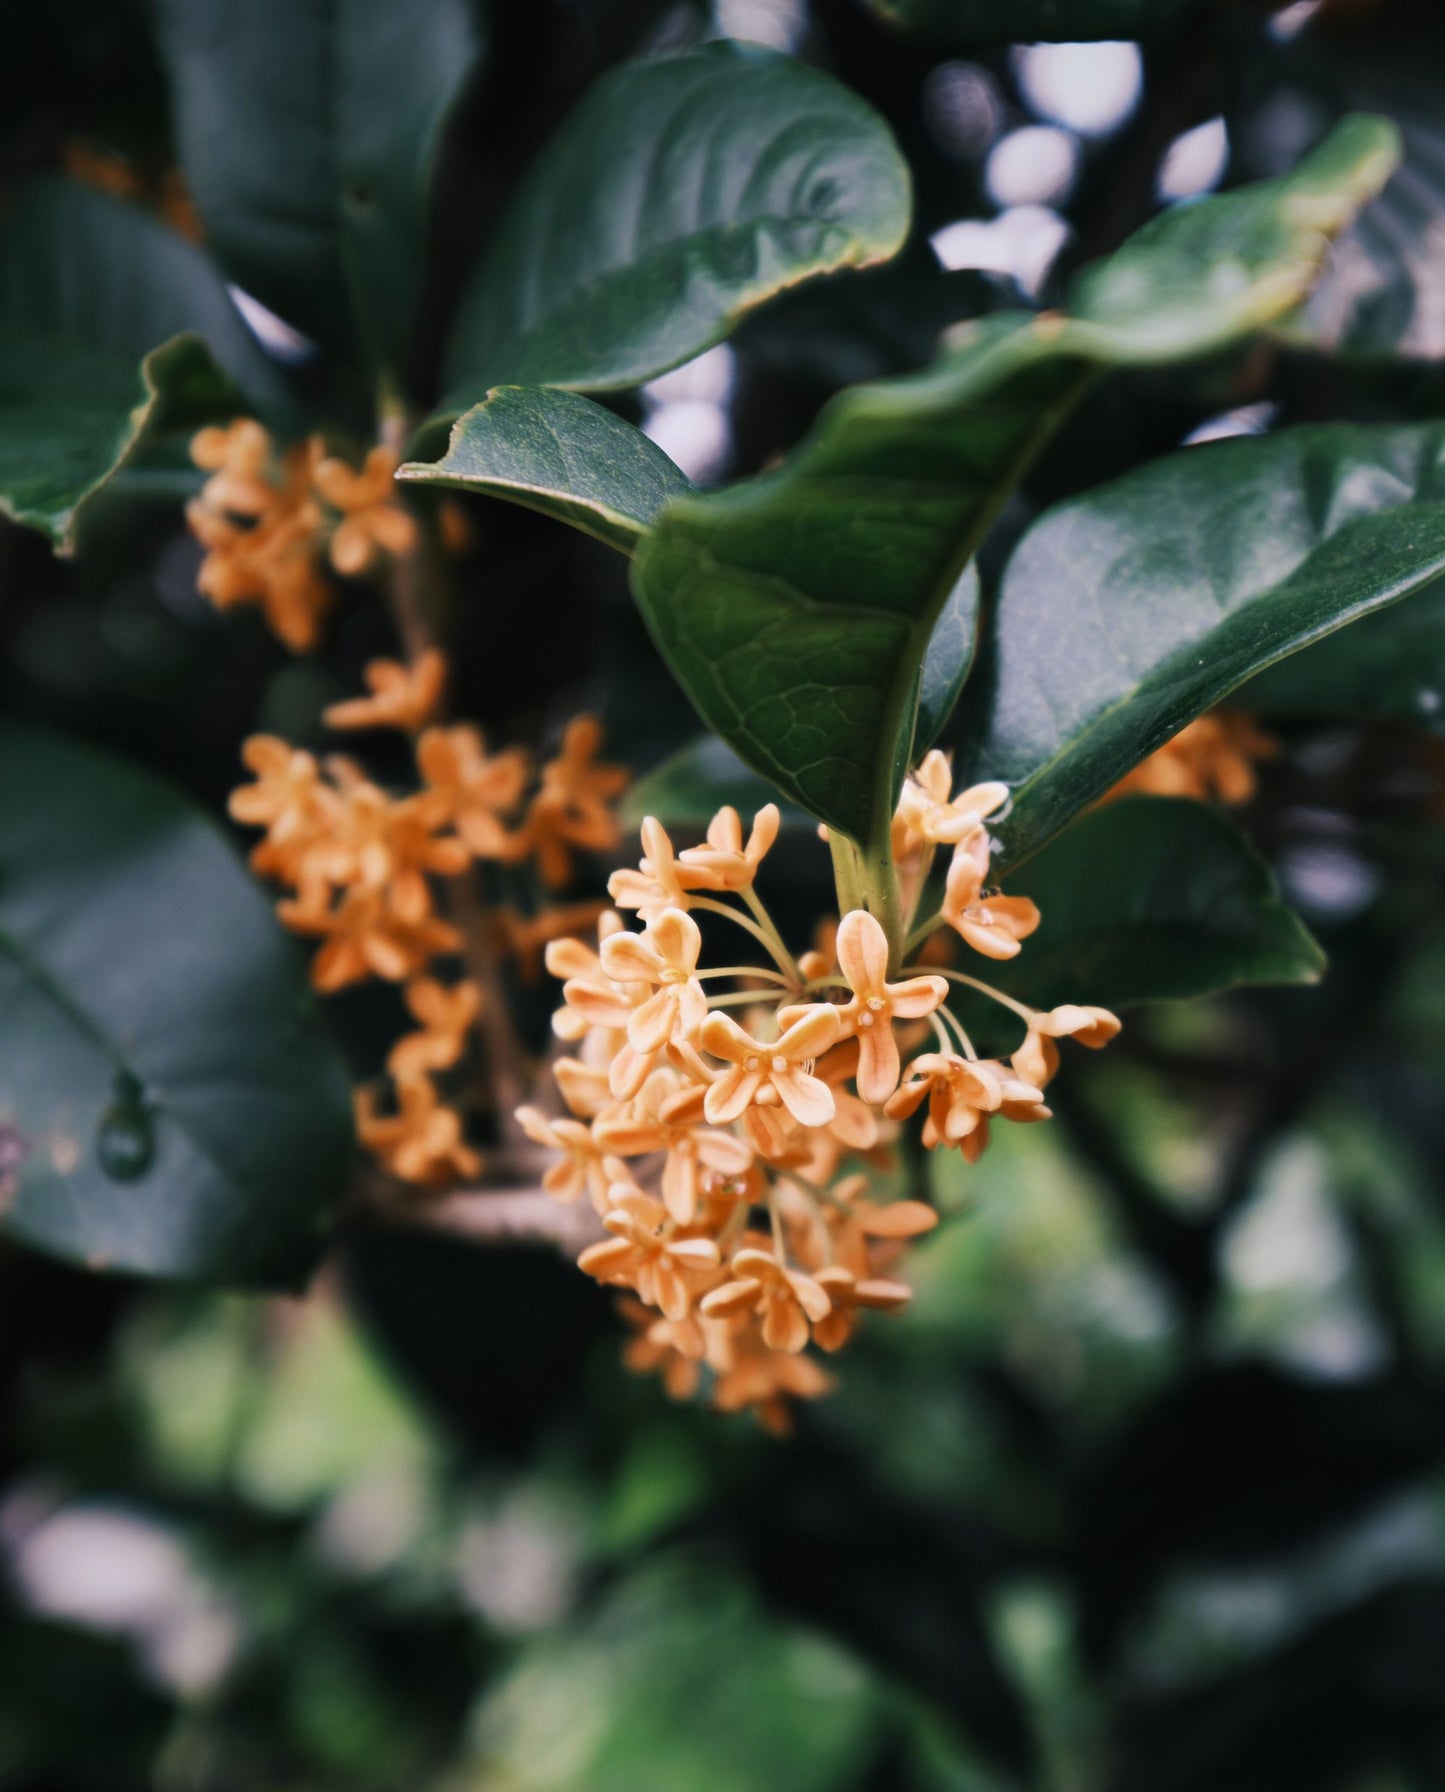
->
[186, 420, 420, 650]
[228, 645, 628, 1188]
[520, 750, 1121, 1432]
[1108, 710, 1277, 807]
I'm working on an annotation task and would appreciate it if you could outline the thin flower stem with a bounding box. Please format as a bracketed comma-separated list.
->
[689, 895, 797, 978]
[697, 965, 790, 984]
[777, 1165, 851, 1216]
[718, 1201, 750, 1252]
[777, 1164, 830, 1203]
[904, 910, 949, 955]
[376, 421, 528, 1133]
[740, 884, 804, 984]
[768, 1191, 788, 1260]
[931, 966, 1037, 1024]
[936, 1001, 978, 1062]
[704, 989, 788, 1009]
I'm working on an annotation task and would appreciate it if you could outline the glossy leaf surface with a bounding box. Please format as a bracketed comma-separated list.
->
[400, 386, 692, 554]
[442, 41, 911, 402]
[629, 118, 1397, 846]
[0, 728, 353, 1287]
[964, 422, 1445, 867]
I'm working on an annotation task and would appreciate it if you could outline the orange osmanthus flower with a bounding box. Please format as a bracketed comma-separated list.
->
[355, 1073, 481, 1185]
[387, 977, 480, 1076]
[517, 757, 1123, 1428]
[324, 651, 448, 734]
[599, 907, 708, 1052]
[701, 1248, 832, 1354]
[578, 1187, 721, 1320]
[526, 715, 628, 888]
[313, 444, 418, 576]
[1108, 710, 1277, 807]
[418, 724, 531, 860]
[833, 909, 948, 1102]
[608, 815, 702, 919]
[676, 802, 781, 891]
[700, 1006, 842, 1127]
[941, 830, 1041, 959]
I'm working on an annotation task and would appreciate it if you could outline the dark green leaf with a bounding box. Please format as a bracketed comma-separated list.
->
[629, 117, 1397, 848]
[0, 727, 353, 1288]
[981, 798, 1324, 1015]
[869, 0, 1197, 44]
[399, 386, 692, 555]
[1244, 575, 1445, 732]
[916, 568, 980, 756]
[964, 421, 1445, 868]
[0, 178, 289, 548]
[441, 41, 911, 403]
[1234, 37, 1445, 360]
[149, 0, 483, 368]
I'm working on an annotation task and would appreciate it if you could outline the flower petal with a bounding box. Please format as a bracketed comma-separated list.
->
[775, 1068, 836, 1129]
[887, 974, 948, 1019]
[600, 931, 664, 983]
[775, 1004, 842, 1062]
[699, 1010, 756, 1065]
[648, 906, 701, 972]
[837, 908, 889, 997]
[762, 1299, 809, 1354]
[854, 1023, 900, 1105]
[785, 1269, 832, 1323]
[628, 987, 678, 1054]
[703, 1065, 762, 1124]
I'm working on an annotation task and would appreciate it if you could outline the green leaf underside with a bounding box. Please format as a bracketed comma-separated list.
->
[1243, 573, 1445, 731]
[980, 799, 1325, 1019]
[150, 0, 482, 369]
[966, 420, 1445, 868]
[442, 40, 912, 402]
[0, 728, 352, 1288]
[0, 179, 288, 547]
[400, 387, 693, 553]
[870, 0, 1199, 44]
[629, 116, 1399, 847]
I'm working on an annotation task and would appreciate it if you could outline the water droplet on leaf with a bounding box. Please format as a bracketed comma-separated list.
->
[96, 1080, 156, 1181]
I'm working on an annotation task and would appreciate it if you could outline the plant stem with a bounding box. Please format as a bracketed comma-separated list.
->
[832, 823, 906, 972]
[378, 401, 529, 1134]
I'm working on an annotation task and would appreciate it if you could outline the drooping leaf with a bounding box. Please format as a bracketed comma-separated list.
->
[1233, 33, 1445, 360]
[0, 178, 289, 548]
[869, 0, 1199, 45]
[979, 798, 1324, 1017]
[441, 41, 912, 404]
[962, 421, 1445, 868]
[1243, 574, 1445, 731]
[629, 116, 1398, 848]
[149, 0, 483, 368]
[399, 386, 692, 554]
[0, 727, 353, 1288]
